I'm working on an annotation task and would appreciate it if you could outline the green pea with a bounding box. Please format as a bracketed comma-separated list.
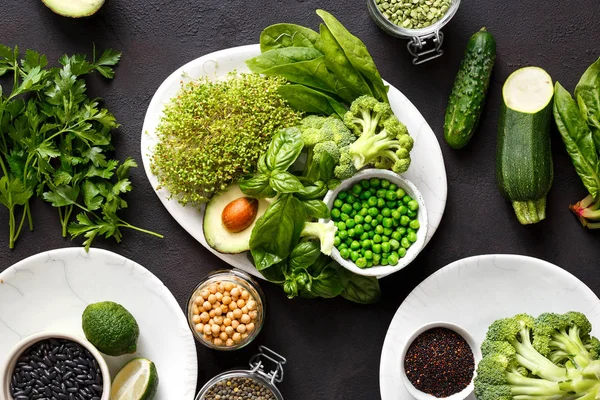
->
[334, 236, 341, 247]
[381, 242, 391, 253]
[369, 178, 381, 187]
[372, 243, 382, 254]
[338, 243, 347, 250]
[382, 235, 389, 242]
[368, 196, 378, 207]
[355, 225, 365, 235]
[388, 183, 397, 191]
[368, 207, 379, 217]
[338, 230, 348, 240]
[409, 219, 420, 230]
[340, 213, 349, 221]
[345, 219, 356, 229]
[350, 210, 357, 218]
[377, 198, 386, 208]
[362, 190, 372, 199]
[364, 215, 372, 224]
[368, 230, 375, 238]
[347, 228, 355, 238]
[386, 201, 397, 209]
[363, 223, 372, 231]
[341, 203, 352, 214]
[383, 218, 393, 228]
[353, 214, 363, 224]
[360, 180, 370, 189]
[381, 257, 389, 266]
[391, 231, 402, 241]
[346, 195, 356, 204]
[408, 200, 419, 211]
[373, 234, 382, 243]
[407, 210, 417, 218]
[355, 257, 367, 268]
[389, 253, 399, 266]
[390, 239, 400, 249]
[407, 231, 418, 243]
[383, 227, 393, 236]
[331, 209, 341, 220]
[402, 195, 412, 204]
[401, 237, 411, 248]
[398, 248, 407, 258]
[396, 188, 406, 199]
[339, 248, 350, 259]
[385, 190, 397, 201]
[350, 240, 360, 250]
[391, 210, 401, 220]
[382, 252, 390, 259]
[350, 251, 359, 261]
[366, 260, 373, 268]
[397, 227, 407, 236]
[376, 189, 387, 198]
[359, 208, 368, 216]
[375, 225, 384, 234]
[381, 208, 391, 217]
[352, 184, 362, 195]
[398, 205, 408, 215]
[338, 191, 348, 200]
[360, 232, 369, 241]
[381, 179, 390, 189]
[400, 215, 410, 226]
[353, 202, 362, 211]
[373, 253, 381, 264]
[333, 199, 343, 208]
[362, 239, 372, 249]
[345, 237, 353, 246]
[336, 222, 346, 230]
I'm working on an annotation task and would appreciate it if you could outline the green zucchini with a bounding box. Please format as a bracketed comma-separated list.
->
[444, 28, 496, 149]
[496, 67, 554, 225]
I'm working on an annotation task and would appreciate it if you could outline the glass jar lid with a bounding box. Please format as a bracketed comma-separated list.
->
[195, 346, 286, 400]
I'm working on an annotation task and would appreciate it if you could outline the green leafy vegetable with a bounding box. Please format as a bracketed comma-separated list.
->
[0, 44, 161, 249]
[259, 24, 320, 52]
[277, 85, 347, 118]
[341, 274, 381, 304]
[575, 58, 600, 153]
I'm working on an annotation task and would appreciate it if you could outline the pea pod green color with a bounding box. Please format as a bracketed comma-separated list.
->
[444, 27, 496, 149]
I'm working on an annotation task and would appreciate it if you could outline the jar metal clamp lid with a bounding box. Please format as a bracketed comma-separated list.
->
[367, 0, 461, 65]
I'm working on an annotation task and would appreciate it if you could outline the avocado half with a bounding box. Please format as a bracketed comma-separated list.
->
[203, 183, 272, 254]
[42, 0, 105, 18]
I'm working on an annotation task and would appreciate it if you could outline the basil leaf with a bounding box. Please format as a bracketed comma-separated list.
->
[239, 173, 275, 198]
[309, 262, 347, 298]
[277, 85, 347, 118]
[316, 9, 389, 102]
[246, 47, 324, 74]
[319, 151, 336, 183]
[575, 57, 600, 152]
[250, 194, 307, 271]
[295, 180, 328, 201]
[270, 170, 305, 193]
[265, 127, 304, 172]
[260, 24, 321, 52]
[289, 241, 321, 270]
[554, 82, 600, 198]
[341, 274, 381, 304]
[302, 199, 330, 219]
[316, 24, 372, 100]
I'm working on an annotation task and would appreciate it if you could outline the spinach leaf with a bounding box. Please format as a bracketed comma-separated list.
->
[277, 85, 347, 118]
[265, 127, 304, 171]
[302, 199, 330, 219]
[246, 47, 323, 74]
[260, 24, 320, 52]
[289, 241, 321, 270]
[317, 24, 373, 99]
[239, 173, 275, 198]
[309, 262, 348, 298]
[341, 274, 382, 304]
[575, 57, 600, 152]
[270, 170, 305, 193]
[258, 260, 287, 284]
[316, 9, 389, 103]
[250, 193, 307, 271]
[554, 82, 600, 198]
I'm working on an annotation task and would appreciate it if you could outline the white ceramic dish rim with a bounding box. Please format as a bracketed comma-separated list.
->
[379, 254, 600, 399]
[399, 321, 481, 400]
[140, 44, 448, 281]
[0, 247, 198, 400]
[2, 331, 111, 400]
[322, 169, 428, 277]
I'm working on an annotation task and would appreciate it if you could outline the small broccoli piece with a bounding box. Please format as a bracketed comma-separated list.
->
[343, 95, 414, 174]
[474, 312, 600, 399]
[334, 149, 357, 180]
[300, 221, 337, 255]
[314, 141, 341, 164]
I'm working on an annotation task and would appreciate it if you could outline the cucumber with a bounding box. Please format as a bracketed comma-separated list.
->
[444, 28, 496, 150]
[496, 67, 554, 225]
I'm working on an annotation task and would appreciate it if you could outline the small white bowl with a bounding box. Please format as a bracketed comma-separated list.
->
[400, 322, 482, 400]
[323, 169, 428, 277]
[2, 331, 111, 400]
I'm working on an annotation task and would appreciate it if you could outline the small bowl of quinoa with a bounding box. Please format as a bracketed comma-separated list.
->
[400, 321, 481, 399]
[2, 331, 111, 400]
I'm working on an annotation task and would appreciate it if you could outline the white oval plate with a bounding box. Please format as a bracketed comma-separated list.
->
[379, 254, 600, 399]
[0, 248, 197, 400]
[140, 44, 448, 280]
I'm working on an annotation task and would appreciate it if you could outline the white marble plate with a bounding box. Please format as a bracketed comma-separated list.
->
[379, 254, 600, 399]
[0, 248, 197, 400]
[140, 44, 448, 280]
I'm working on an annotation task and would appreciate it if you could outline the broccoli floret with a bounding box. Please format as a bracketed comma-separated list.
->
[300, 221, 337, 255]
[333, 149, 357, 181]
[474, 312, 600, 399]
[314, 141, 341, 164]
[343, 95, 414, 174]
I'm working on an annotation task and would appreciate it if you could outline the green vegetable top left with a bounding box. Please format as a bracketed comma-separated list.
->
[0, 45, 162, 249]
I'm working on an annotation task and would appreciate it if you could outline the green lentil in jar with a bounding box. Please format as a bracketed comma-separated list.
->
[203, 377, 276, 400]
[375, 0, 452, 30]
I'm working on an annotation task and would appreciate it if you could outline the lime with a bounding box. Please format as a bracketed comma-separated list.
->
[82, 301, 139, 356]
[111, 358, 159, 400]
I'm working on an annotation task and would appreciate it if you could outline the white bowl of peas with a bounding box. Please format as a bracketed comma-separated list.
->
[323, 169, 428, 277]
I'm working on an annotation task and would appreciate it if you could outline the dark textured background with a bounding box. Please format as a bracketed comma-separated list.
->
[2, 0, 600, 399]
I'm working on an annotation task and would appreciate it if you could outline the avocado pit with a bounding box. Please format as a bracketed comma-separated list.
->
[222, 197, 259, 233]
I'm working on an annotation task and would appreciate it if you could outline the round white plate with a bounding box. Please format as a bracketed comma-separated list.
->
[379, 254, 600, 399]
[0, 248, 197, 400]
[140, 44, 448, 280]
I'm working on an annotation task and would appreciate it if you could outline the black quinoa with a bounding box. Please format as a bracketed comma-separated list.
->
[10, 338, 103, 400]
[404, 327, 474, 398]
[203, 377, 276, 400]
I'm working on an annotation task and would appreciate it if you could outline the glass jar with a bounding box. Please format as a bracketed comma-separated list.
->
[187, 269, 266, 351]
[367, 0, 461, 64]
[195, 346, 286, 400]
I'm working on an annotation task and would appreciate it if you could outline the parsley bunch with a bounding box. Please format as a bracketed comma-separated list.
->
[0, 45, 162, 250]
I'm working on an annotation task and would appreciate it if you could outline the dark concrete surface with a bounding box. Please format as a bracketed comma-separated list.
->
[2, 1, 600, 399]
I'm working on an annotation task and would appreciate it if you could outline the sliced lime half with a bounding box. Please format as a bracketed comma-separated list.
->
[111, 358, 159, 400]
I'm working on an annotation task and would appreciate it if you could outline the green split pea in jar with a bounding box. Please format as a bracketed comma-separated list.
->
[375, 0, 452, 29]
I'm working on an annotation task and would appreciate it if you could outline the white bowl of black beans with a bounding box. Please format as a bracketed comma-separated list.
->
[400, 322, 482, 400]
[323, 169, 428, 277]
[2, 331, 110, 400]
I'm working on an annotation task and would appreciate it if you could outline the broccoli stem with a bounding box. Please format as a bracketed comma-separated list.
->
[512, 327, 567, 382]
[507, 371, 564, 397]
